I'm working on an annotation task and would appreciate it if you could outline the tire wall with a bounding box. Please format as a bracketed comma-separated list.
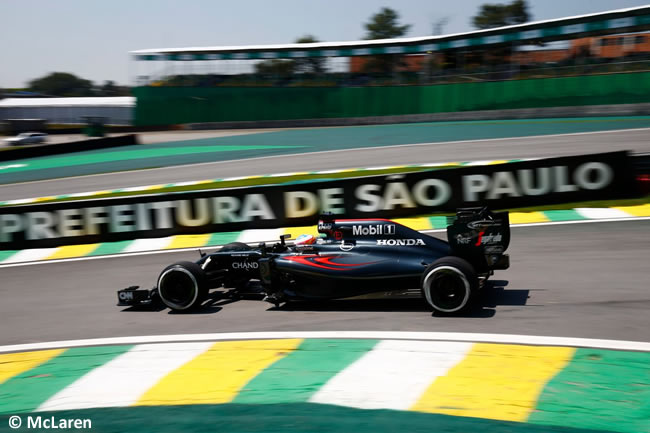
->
[133, 71, 650, 126]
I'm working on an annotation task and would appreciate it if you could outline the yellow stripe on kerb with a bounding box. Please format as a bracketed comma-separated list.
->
[487, 160, 509, 165]
[136, 339, 302, 406]
[34, 196, 57, 202]
[166, 234, 212, 250]
[0, 349, 65, 385]
[614, 204, 650, 217]
[283, 226, 320, 238]
[144, 184, 165, 191]
[90, 190, 112, 196]
[411, 343, 575, 422]
[509, 211, 549, 224]
[46, 244, 99, 260]
[393, 217, 433, 231]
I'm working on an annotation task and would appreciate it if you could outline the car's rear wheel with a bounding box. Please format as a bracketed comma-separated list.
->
[421, 256, 478, 314]
[157, 261, 208, 312]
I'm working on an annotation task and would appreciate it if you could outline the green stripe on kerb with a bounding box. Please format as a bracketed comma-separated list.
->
[87, 240, 133, 256]
[0, 250, 18, 262]
[428, 216, 450, 229]
[0, 345, 133, 414]
[233, 339, 378, 404]
[529, 348, 650, 433]
[543, 209, 583, 221]
[206, 232, 240, 246]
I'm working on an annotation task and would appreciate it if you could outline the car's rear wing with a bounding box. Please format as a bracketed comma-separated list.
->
[446, 207, 510, 271]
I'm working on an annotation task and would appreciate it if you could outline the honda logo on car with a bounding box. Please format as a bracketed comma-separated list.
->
[352, 224, 396, 236]
[377, 239, 426, 246]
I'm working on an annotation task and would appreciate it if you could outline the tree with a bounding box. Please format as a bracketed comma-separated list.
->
[254, 59, 295, 77]
[293, 35, 326, 75]
[472, 0, 530, 30]
[364, 7, 410, 40]
[255, 34, 326, 81]
[362, 8, 411, 77]
[99, 80, 118, 96]
[28, 72, 94, 97]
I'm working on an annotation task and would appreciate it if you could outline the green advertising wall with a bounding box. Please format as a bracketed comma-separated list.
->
[133, 72, 650, 126]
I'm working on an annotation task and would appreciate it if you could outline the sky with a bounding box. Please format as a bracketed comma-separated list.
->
[1, 0, 648, 88]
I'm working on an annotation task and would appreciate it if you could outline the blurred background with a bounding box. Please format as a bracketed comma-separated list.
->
[2, 1, 650, 130]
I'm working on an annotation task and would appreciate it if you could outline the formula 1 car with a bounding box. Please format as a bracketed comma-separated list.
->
[117, 207, 510, 314]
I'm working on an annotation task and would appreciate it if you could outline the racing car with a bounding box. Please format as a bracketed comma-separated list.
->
[117, 207, 510, 314]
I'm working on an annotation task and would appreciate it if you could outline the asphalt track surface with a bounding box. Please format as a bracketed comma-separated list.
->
[1, 220, 648, 346]
[2, 123, 650, 201]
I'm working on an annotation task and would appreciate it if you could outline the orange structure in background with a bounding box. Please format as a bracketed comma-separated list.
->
[571, 33, 650, 58]
[349, 32, 650, 73]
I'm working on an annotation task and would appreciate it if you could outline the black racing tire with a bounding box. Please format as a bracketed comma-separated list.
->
[421, 256, 478, 314]
[219, 242, 253, 252]
[157, 261, 208, 312]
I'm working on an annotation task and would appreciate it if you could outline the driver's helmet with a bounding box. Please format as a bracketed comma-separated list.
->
[294, 234, 317, 245]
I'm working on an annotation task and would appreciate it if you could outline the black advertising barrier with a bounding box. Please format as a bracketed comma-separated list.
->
[0, 151, 640, 249]
[0, 135, 139, 163]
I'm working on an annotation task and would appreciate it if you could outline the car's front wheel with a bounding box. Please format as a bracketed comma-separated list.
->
[157, 261, 208, 312]
[421, 256, 478, 314]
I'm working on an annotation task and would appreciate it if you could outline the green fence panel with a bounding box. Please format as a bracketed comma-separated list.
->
[133, 72, 650, 126]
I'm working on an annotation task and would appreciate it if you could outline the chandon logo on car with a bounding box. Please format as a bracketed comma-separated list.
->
[232, 262, 259, 270]
[376, 239, 425, 246]
[353, 224, 396, 236]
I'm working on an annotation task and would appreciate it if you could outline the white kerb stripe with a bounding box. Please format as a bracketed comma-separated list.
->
[119, 185, 156, 192]
[172, 181, 201, 187]
[463, 160, 492, 166]
[575, 207, 632, 219]
[309, 340, 472, 410]
[1, 248, 58, 264]
[5, 198, 37, 205]
[122, 237, 174, 253]
[236, 229, 284, 244]
[37, 342, 213, 411]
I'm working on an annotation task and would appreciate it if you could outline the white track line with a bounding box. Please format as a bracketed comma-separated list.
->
[0, 216, 648, 269]
[0, 331, 648, 354]
[310, 340, 472, 409]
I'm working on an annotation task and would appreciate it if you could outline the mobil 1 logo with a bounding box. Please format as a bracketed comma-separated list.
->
[352, 224, 396, 236]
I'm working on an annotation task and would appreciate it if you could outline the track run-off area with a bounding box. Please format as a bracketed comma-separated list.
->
[0, 119, 649, 433]
[2, 116, 650, 200]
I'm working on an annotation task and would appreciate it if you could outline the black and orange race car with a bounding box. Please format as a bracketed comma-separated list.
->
[117, 207, 510, 315]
